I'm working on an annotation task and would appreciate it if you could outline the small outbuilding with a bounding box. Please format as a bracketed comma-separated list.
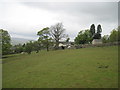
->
[92, 39, 102, 45]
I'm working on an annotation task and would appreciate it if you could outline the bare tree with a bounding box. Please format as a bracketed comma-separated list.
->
[49, 23, 66, 49]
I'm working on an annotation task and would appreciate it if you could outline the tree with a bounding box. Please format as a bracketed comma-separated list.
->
[93, 24, 102, 39]
[0, 29, 12, 55]
[37, 27, 52, 51]
[22, 43, 26, 52]
[90, 24, 102, 39]
[49, 23, 66, 49]
[93, 33, 101, 39]
[32, 41, 41, 53]
[66, 38, 70, 43]
[74, 29, 92, 44]
[65, 34, 70, 43]
[102, 26, 120, 43]
[97, 24, 102, 34]
[90, 24, 95, 36]
[14, 44, 24, 53]
[25, 41, 33, 54]
[102, 35, 109, 43]
[109, 29, 119, 42]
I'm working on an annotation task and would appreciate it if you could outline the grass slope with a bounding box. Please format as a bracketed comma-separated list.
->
[3, 46, 118, 88]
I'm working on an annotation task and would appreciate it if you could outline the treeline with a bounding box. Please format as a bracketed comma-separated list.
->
[102, 28, 120, 43]
[0, 23, 120, 55]
[0, 23, 68, 55]
[11, 41, 41, 54]
[75, 24, 120, 44]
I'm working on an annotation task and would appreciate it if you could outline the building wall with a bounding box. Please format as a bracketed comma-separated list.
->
[92, 39, 102, 45]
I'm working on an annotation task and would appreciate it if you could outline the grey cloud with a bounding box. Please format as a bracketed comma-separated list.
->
[22, 2, 118, 23]
[0, 1, 118, 40]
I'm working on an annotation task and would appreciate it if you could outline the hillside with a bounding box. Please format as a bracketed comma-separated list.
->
[11, 37, 34, 45]
[2, 46, 118, 88]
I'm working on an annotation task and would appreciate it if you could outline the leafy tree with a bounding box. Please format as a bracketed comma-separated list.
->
[102, 26, 120, 43]
[92, 24, 102, 39]
[65, 34, 70, 43]
[97, 24, 102, 34]
[25, 41, 33, 54]
[109, 29, 119, 42]
[0, 29, 12, 55]
[93, 33, 101, 39]
[32, 41, 41, 53]
[102, 35, 109, 43]
[90, 24, 95, 36]
[37, 27, 52, 51]
[14, 44, 24, 53]
[22, 43, 26, 52]
[90, 24, 102, 39]
[74, 29, 92, 44]
[49, 23, 66, 49]
[66, 38, 70, 43]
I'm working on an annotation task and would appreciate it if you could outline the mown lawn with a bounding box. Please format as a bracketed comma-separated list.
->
[2, 46, 118, 88]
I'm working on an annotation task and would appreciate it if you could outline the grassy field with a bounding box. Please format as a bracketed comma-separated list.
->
[2, 46, 118, 88]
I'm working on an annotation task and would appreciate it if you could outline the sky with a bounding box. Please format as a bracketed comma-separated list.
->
[0, 0, 119, 41]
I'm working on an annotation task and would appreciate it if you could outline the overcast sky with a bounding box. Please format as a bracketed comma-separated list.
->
[0, 0, 119, 41]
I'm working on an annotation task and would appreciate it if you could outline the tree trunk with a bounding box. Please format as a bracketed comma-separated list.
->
[55, 41, 59, 50]
[46, 44, 49, 51]
[47, 46, 49, 51]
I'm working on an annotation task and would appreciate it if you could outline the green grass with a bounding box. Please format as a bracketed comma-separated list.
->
[2, 46, 118, 88]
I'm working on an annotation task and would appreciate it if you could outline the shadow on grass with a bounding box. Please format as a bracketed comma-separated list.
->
[2, 54, 21, 64]
[2, 55, 15, 59]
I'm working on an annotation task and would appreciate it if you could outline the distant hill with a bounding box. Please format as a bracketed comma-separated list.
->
[11, 37, 34, 45]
